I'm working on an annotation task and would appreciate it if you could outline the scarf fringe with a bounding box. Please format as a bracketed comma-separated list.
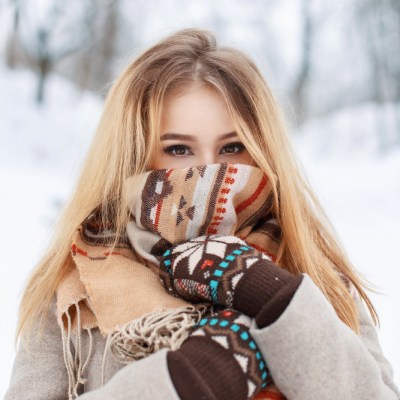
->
[100, 303, 211, 386]
[61, 302, 211, 398]
[61, 303, 93, 400]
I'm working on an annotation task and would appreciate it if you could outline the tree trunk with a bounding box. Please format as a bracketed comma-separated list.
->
[36, 58, 51, 104]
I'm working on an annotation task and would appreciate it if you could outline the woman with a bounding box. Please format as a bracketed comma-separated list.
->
[5, 28, 399, 400]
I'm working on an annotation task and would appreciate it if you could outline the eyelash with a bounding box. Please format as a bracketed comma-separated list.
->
[162, 142, 246, 156]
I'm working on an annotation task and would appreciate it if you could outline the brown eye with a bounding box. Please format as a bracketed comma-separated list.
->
[220, 142, 245, 154]
[163, 145, 192, 156]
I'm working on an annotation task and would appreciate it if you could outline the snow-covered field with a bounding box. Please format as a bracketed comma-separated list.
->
[1, 66, 399, 397]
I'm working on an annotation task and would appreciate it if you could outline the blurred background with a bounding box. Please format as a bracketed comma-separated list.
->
[0, 0, 399, 395]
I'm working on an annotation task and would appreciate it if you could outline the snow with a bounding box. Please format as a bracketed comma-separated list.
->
[0, 65, 399, 397]
[293, 108, 400, 388]
[0, 65, 102, 394]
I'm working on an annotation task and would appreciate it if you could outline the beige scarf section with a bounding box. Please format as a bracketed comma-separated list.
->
[56, 162, 282, 399]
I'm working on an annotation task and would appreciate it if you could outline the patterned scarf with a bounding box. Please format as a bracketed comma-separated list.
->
[56, 162, 284, 399]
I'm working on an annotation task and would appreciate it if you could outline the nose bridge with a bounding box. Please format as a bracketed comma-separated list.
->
[198, 147, 218, 165]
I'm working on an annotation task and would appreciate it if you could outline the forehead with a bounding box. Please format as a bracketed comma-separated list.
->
[160, 84, 234, 135]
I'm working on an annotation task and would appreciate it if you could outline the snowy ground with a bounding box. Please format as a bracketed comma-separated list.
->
[1, 66, 399, 396]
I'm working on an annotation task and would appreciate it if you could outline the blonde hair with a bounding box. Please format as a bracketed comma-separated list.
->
[16, 27, 379, 347]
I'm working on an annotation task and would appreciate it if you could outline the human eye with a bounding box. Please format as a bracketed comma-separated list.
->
[162, 144, 193, 156]
[220, 142, 246, 154]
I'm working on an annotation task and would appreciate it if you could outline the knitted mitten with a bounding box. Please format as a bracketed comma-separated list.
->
[160, 234, 303, 328]
[167, 307, 272, 400]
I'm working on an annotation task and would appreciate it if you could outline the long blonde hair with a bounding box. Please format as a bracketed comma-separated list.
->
[16, 27, 379, 346]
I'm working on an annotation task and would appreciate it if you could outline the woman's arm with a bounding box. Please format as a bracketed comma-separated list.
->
[5, 330, 180, 400]
[160, 235, 400, 399]
[4, 299, 70, 400]
[249, 273, 400, 400]
[75, 347, 180, 400]
[4, 297, 271, 400]
[3, 297, 180, 400]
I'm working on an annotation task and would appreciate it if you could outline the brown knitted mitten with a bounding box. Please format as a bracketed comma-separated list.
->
[168, 307, 272, 400]
[160, 234, 303, 327]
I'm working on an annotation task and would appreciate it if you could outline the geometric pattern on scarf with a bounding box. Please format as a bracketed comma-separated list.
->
[124, 162, 279, 266]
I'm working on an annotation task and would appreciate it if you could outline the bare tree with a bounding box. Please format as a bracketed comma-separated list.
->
[356, 0, 400, 149]
[4, 0, 21, 68]
[290, 0, 314, 126]
[5, 0, 102, 104]
[73, 0, 120, 93]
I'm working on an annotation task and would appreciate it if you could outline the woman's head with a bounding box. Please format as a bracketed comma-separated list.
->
[102, 27, 288, 180]
[16, 28, 379, 345]
[52, 26, 296, 251]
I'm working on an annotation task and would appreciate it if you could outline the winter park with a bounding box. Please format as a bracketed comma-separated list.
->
[0, 1, 399, 398]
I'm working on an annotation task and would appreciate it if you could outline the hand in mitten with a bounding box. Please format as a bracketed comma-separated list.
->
[167, 307, 275, 400]
[160, 234, 303, 328]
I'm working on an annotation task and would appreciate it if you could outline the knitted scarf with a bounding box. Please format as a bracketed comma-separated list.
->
[56, 162, 285, 399]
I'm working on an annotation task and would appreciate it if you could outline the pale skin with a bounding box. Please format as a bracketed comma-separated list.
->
[149, 83, 255, 170]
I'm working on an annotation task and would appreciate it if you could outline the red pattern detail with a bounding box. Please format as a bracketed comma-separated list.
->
[237, 238, 276, 262]
[200, 259, 214, 270]
[207, 164, 239, 235]
[197, 284, 209, 297]
[71, 243, 87, 257]
[254, 391, 286, 400]
[104, 251, 122, 256]
[176, 279, 187, 292]
[176, 279, 209, 298]
[71, 243, 122, 259]
[222, 310, 233, 317]
[235, 174, 268, 214]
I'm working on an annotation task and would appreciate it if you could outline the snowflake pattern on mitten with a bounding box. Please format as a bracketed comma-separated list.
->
[196, 308, 270, 390]
[160, 234, 272, 306]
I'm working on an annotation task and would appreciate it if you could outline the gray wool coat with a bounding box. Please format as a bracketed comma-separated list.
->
[4, 274, 400, 400]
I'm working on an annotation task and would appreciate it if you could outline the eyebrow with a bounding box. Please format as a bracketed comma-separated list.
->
[160, 131, 238, 141]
